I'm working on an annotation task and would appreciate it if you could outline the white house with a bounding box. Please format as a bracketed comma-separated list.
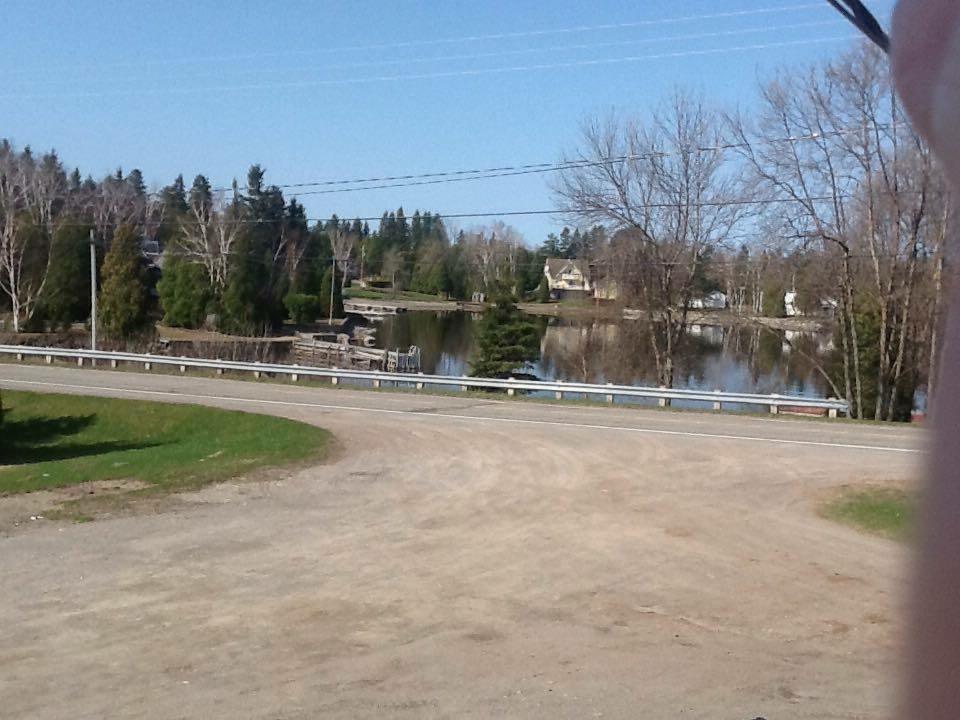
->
[785, 290, 838, 318]
[544, 258, 592, 297]
[688, 290, 727, 310]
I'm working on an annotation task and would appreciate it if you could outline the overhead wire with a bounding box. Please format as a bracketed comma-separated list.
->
[14, 19, 843, 88]
[203, 123, 903, 195]
[10, 2, 849, 77]
[0, 36, 855, 101]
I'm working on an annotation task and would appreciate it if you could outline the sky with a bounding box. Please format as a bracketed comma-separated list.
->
[0, 0, 895, 244]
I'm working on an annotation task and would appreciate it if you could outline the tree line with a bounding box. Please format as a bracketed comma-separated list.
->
[554, 43, 951, 421]
[0, 41, 950, 420]
[0, 149, 600, 339]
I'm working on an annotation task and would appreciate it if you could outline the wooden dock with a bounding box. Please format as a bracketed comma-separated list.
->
[292, 333, 420, 372]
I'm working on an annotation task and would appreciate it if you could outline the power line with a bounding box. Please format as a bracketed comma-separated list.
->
[17, 19, 843, 88]
[8, 2, 843, 77]
[203, 123, 899, 196]
[71, 194, 881, 231]
[1, 36, 855, 101]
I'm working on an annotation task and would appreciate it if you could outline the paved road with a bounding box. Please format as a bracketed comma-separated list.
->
[0, 364, 923, 719]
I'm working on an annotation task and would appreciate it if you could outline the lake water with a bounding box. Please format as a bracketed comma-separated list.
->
[372, 310, 834, 399]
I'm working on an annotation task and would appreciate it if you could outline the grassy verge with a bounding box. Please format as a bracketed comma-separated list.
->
[821, 485, 916, 541]
[0, 390, 331, 496]
[345, 287, 446, 302]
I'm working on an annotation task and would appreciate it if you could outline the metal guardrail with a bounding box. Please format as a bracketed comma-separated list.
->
[0, 345, 849, 417]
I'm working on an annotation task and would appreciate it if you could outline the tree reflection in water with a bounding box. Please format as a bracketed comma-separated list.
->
[373, 311, 832, 397]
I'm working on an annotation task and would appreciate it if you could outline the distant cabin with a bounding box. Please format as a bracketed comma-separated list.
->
[785, 290, 838, 318]
[688, 290, 727, 310]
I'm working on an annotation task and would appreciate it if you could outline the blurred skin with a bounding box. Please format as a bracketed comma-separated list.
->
[892, 1, 960, 717]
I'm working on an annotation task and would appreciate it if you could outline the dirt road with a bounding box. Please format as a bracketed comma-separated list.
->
[0, 365, 922, 719]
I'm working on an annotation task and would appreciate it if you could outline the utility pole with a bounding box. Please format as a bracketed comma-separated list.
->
[89, 229, 97, 351]
[329, 255, 336, 327]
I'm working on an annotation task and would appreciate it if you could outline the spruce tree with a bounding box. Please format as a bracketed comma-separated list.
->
[157, 255, 211, 328]
[37, 224, 92, 329]
[470, 296, 541, 378]
[98, 225, 147, 338]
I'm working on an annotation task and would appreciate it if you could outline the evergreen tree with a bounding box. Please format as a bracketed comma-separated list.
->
[541, 233, 561, 257]
[37, 224, 91, 329]
[127, 168, 146, 197]
[162, 174, 188, 215]
[470, 296, 541, 378]
[157, 255, 212, 328]
[98, 225, 147, 338]
[189, 174, 213, 210]
[221, 232, 271, 334]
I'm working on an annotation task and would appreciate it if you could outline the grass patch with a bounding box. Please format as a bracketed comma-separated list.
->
[821, 485, 915, 541]
[345, 287, 445, 302]
[0, 390, 331, 495]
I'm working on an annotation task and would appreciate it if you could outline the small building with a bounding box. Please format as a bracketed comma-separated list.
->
[785, 291, 838, 318]
[544, 258, 592, 299]
[689, 290, 727, 310]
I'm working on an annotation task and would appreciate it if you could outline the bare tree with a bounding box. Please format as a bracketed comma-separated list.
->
[328, 224, 356, 323]
[462, 222, 524, 295]
[178, 190, 240, 291]
[555, 91, 744, 387]
[382, 247, 402, 295]
[0, 143, 67, 331]
[729, 43, 950, 419]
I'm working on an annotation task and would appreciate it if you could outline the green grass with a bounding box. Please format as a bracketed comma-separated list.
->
[345, 287, 447, 302]
[821, 486, 915, 541]
[0, 391, 331, 495]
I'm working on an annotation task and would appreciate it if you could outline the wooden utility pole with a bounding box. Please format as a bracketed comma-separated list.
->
[89, 229, 98, 351]
[329, 256, 336, 326]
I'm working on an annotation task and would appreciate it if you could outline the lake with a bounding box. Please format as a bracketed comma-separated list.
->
[372, 310, 835, 399]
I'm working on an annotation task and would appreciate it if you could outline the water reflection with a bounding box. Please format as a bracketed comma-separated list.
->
[372, 311, 831, 398]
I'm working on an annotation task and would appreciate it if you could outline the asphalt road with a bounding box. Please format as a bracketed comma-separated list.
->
[0, 364, 924, 719]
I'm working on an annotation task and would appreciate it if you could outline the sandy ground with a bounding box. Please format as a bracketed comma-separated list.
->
[0, 364, 923, 719]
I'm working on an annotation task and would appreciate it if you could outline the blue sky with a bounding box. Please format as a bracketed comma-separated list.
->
[0, 0, 893, 243]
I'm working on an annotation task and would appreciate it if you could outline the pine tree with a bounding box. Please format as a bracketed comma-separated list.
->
[98, 225, 147, 338]
[37, 224, 91, 329]
[162, 174, 188, 215]
[157, 255, 212, 328]
[470, 296, 541, 378]
[127, 169, 146, 197]
[221, 232, 270, 334]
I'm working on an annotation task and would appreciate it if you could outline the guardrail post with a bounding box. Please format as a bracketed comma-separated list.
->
[373, 379, 381, 388]
[77, 357, 84, 367]
[45, 354, 52, 364]
[461, 375, 468, 393]
[109, 358, 117, 368]
[416, 372, 424, 391]
[713, 389, 722, 412]
[606, 383, 614, 404]
[291, 373, 299, 382]
[16, 352, 23, 361]
[144, 361, 151, 371]
[828, 401, 839, 419]
[216, 368, 223, 376]
[331, 376, 338, 386]
[770, 404, 779, 415]
[555, 380, 564, 401]
[507, 378, 516, 397]
[658, 387, 668, 408]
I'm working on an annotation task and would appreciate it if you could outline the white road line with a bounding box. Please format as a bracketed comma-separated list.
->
[1, 378, 921, 455]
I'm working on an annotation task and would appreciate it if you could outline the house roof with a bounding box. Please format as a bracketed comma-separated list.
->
[545, 258, 588, 278]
